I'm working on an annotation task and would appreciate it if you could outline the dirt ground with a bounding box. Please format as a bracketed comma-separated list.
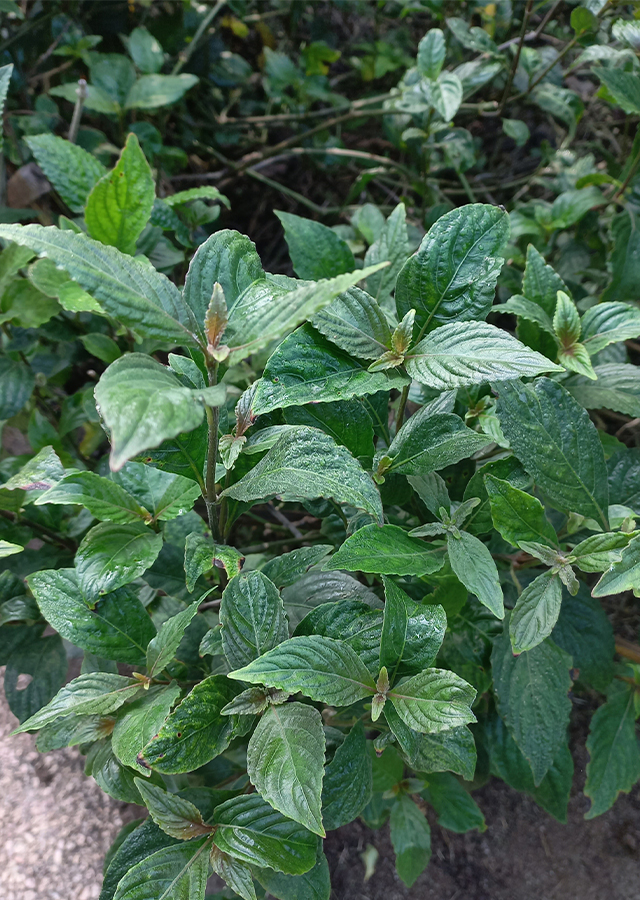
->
[1, 675, 639, 900]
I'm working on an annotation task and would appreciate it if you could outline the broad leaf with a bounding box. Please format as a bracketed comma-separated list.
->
[552, 585, 614, 691]
[112, 684, 181, 773]
[388, 668, 476, 733]
[35, 471, 150, 523]
[565, 363, 640, 418]
[94, 353, 225, 470]
[321, 721, 372, 830]
[100, 819, 177, 900]
[422, 771, 485, 833]
[383, 409, 490, 476]
[389, 795, 431, 888]
[417, 29, 445, 79]
[364, 202, 410, 301]
[485, 475, 557, 548]
[212, 793, 317, 875]
[491, 622, 572, 785]
[146, 601, 200, 676]
[140, 675, 246, 773]
[125, 73, 199, 109]
[325, 524, 444, 576]
[581, 302, 640, 355]
[112, 840, 209, 900]
[495, 378, 609, 529]
[294, 600, 383, 673]
[220, 570, 289, 669]
[221, 427, 383, 522]
[112, 462, 202, 522]
[312, 287, 391, 359]
[3, 633, 66, 724]
[594, 66, 640, 115]
[276, 210, 355, 280]
[0, 357, 35, 420]
[228, 635, 377, 706]
[251, 325, 409, 415]
[3, 444, 64, 494]
[283, 398, 375, 464]
[261, 545, 332, 589]
[406, 321, 562, 390]
[75, 522, 162, 598]
[255, 853, 331, 900]
[134, 781, 212, 840]
[26, 133, 106, 212]
[380, 577, 447, 678]
[584, 683, 640, 818]
[396, 203, 510, 340]
[592, 533, 640, 597]
[281, 570, 381, 632]
[509, 571, 563, 654]
[429, 71, 463, 119]
[28, 569, 155, 664]
[501, 294, 555, 334]
[124, 26, 164, 74]
[248, 702, 326, 835]
[447, 530, 504, 619]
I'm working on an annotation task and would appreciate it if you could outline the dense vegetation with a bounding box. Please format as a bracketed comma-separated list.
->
[1, 1, 640, 898]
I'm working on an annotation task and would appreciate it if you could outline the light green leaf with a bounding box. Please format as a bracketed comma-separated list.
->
[165, 186, 229, 209]
[321, 720, 372, 831]
[388, 668, 476, 733]
[112, 461, 202, 522]
[94, 353, 225, 471]
[557, 341, 596, 380]
[396, 203, 510, 341]
[581, 302, 640, 355]
[220, 571, 289, 669]
[593, 66, 640, 116]
[502, 118, 530, 147]
[553, 290, 581, 346]
[429, 71, 463, 119]
[592, 533, 640, 597]
[312, 287, 391, 359]
[112, 840, 209, 900]
[276, 210, 355, 280]
[135, 780, 212, 840]
[384, 408, 490, 476]
[364, 202, 409, 301]
[447, 530, 504, 619]
[495, 378, 609, 529]
[125, 73, 199, 109]
[28, 257, 101, 313]
[584, 683, 640, 818]
[252, 325, 407, 415]
[3, 444, 64, 494]
[389, 795, 431, 888]
[50, 82, 120, 115]
[0, 224, 196, 345]
[0, 540, 23, 557]
[417, 29, 446, 80]
[75, 522, 163, 599]
[124, 26, 164, 74]
[146, 601, 200, 676]
[510, 571, 563, 654]
[221, 427, 383, 522]
[522, 244, 569, 316]
[491, 623, 572, 785]
[85, 132, 154, 255]
[12, 672, 140, 734]
[212, 793, 317, 875]
[568, 531, 632, 574]
[35, 471, 150, 523]
[501, 295, 555, 334]
[140, 675, 247, 774]
[564, 363, 640, 419]
[228, 635, 377, 706]
[485, 474, 557, 548]
[326, 524, 443, 577]
[407, 321, 562, 390]
[210, 846, 256, 900]
[27, 568, 156, 664]
[248, 702, 325, 835]
[380, 576, 446, 678]
[112, 684, 181, 773]
[0, 63, 13, 151]
[26, 133, 106, 213]
[184, 533, 243, 591]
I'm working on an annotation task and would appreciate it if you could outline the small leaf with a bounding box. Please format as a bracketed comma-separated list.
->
[380, 576, 446, 679]
[112, 684, 181, 773]
[75, 522, 163, 599]
[220, 571, 289, 669]
[322, 721, 372, 831]
[388, 669, 476, 733]
[325, 524, 444, 577]
[417, 29, 446, 79]
[510, 571, 563, 654]
[581, 302, 640, 355]
[135, 780, 212, 840]
[485, 475, 557, 548]
[125, 73, 199, 109]
[592, 533, 640, 597]
[389, 795, 431, 888]
[384, 409, 489, 477]
[210, 846, 257, 900]
[447, 530, 504, 619]
[364, 202, 410, 302]
[312, 287, 392, 359]
[553, 290, 581, 347]
[276, 210, 355, 280]
[26, 133, 106, 213]
[146, 601, 200, 676]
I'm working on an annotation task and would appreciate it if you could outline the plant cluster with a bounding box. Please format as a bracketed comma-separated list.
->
[1, 2, 640, 899]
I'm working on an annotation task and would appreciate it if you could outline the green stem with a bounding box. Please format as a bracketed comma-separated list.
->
[497, 0, 534, 116]
[204, 361, 221, 541]
[172, 0, 226, 75]
[396, 385, 409, 432]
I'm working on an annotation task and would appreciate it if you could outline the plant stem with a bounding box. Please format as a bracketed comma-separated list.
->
[172, 0, 226, 75]
[497, 0, 534, 116]
[67, 79, 87, 144]
[204, 361, 221, 541]
[396, 385, 409, 432]
[614, 140, 640, 201]
[0, 509, 75, 552]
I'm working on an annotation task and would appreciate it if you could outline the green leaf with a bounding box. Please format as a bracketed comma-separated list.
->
[429, 71, 463, 119]
[0, 539, 23, 558]
[255, 853, 330, 900]
[276, 210, 355, 280]
[228, 635, 376, 706]
[100, 819, 177, 900]
[261, 545, 333, 589]
[406, 321, 562, 390]
[388, 668, 476, 734]
[383, 408, 490, 476]
[252, 325, 408, 415]
[321, 720, 372, 831]
[380, 577, 446, 679]
[312, 287, 391, 360]
[531, 83, 583, 141]
[50, 81, 120, 115]
[86, 132, 155, 255]
[0, 224, 196, 345]
[282, 570, 381, 632]
[509, 571, 563, 654]
[447, 530, 504, 619]
[3, 444, 64, 494]
[75, 522, 163, 599]
[12, 671, 141, 734]
[248, 701, 325, 835]
[501, 295, 555, 334]
[112, 839, 209, 900]
[553, 290, 581, 347]
[0, 357, 35, 419]
[364, 202, 410, 301]
[113, 462, 202, 522]
[212, 794, 317, 875]
[0, 63, 13, 151]
[294, 600, 383, 673]
[325, 524, 444, 577]
[125, 73, 199, 109]
[522, 245, 568, 316]
[124, 26, 164, 74]
[94, 353, 225, 470]
[495, 378, 609, 529]
[28, 257, 101, 313]
[210, 846, 256, 900]
[584, 683, 640, 818]
[283, 398, 374, 465]
[491, 623, 572, 785]
[396, 203, 510, 341]
[146, 601, 200, 676]
[28, 569, 156, 664]
[221, 427, 383, 522]
[422, 772, 485, 833]
[140, 675, 246, 774]
[25, 133, 106, 213]
[568, 531, 632, 574]
[135, 780, 212, 840]
[220, 571, 289, 669]
[165, 186, 229, 209]
[112, 684, 181, 773]
[502, 118, 530, 147]
[389, 795, 431, 888]
[417, 29, 445, 79]
[593, 66, 640, 116]
[184, 533, 243, 591]
[564, 363, 640, 418]
[3, 633, 67, 724]
[485, 475, 557, 548]
[592, 533, 640, 597]
[581, 302, 640, 355]
[603, 210, 640, 304]
[35, 471, 149, 523]
[551, 584, 614, 691]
